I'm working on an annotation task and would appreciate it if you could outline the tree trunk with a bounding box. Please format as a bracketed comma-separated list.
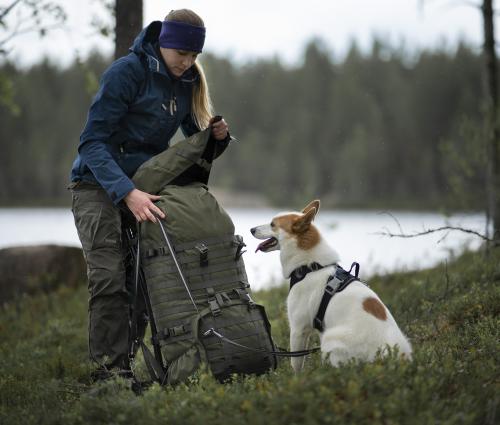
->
[114, 0, 143, 59]
[483, 0, 500, 244]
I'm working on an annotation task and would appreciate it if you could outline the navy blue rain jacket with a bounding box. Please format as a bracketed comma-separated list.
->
[70, 21, 216, 204]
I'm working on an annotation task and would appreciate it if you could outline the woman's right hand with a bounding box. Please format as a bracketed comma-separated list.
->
[124, 189, 166, 223]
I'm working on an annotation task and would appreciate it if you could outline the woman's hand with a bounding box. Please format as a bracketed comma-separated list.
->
[124, 189, 166, 223]
[209, 116, 229, 141]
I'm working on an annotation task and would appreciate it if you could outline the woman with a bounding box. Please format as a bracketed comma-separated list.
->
[69, 9, 230, 381]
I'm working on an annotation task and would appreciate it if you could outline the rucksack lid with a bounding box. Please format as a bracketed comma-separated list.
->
[132, 129, 212, 194]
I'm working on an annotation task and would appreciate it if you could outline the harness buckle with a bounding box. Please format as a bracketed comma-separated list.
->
[324, 281, 338, 296]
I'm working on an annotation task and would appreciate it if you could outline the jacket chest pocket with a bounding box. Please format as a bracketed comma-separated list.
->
[143, 103, 179, 146]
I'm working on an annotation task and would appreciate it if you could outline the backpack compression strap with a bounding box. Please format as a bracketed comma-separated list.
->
[203, 328, 320, 357]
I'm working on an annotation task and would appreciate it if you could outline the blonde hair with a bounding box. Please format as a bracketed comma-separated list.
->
[165, 9, 213, 130]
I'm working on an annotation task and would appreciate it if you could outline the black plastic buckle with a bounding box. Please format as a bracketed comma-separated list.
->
[195, 243, 209, 267]
[324, 282, 337, 296]
[234, 236, 247, 260]
[208, 299, 221, 316]
[169, 324, 187, 337]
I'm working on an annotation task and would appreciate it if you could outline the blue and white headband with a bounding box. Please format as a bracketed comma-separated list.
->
[159, 20, 206, 53]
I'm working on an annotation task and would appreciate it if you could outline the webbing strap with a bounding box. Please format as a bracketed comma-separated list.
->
[147, 275, 247, 297]
[147, 262, 246, 283]
[313, 263, 360, 332]
[140, 341, 167, 384]
[173, 234, 238, 252]
[145, 251, 240, 274]
[145, 245, 238, 264]
[203, 328, 320, 358]
[175, 149, 212, 172]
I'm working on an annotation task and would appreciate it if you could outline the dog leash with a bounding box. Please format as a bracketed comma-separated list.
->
[203, 328, 320, 358]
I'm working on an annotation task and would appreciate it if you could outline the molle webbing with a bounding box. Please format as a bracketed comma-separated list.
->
[139, 232, 277, 379]
[131, 129, 276, 384]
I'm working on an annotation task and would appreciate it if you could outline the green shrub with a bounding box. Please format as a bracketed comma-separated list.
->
[0, 249, 498, 425]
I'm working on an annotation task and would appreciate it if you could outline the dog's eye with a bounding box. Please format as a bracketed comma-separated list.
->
[270, 222, 275, 228]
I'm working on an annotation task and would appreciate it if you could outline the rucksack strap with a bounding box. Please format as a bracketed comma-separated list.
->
[140, 341, 167, 384]
[203, 328, 320, 358]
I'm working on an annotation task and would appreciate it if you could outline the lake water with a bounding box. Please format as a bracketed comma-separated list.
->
[0, 207, 487, 290]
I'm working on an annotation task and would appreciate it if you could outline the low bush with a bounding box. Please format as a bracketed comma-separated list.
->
[0, 249, 498, 425]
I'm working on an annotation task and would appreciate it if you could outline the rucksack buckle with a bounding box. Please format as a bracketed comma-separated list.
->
[208, 299, 221, 316]
[195, 243, 209, 267]
[234, 235, 247, 260]
[169, 324, 189, 337]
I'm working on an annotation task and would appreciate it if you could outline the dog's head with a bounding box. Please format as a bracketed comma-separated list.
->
[251, 200, 321, 253]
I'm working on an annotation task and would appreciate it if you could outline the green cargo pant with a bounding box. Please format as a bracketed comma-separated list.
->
[70, 180, 134, 371]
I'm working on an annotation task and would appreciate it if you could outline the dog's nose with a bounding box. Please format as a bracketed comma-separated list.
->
[250, 227, 256, 235]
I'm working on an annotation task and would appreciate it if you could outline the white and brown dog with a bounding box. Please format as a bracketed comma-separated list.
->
[251, 200, 412, 372]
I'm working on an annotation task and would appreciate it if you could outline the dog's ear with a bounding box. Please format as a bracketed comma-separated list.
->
[302, 200, 320, 219]
[292, 208, 316, 233]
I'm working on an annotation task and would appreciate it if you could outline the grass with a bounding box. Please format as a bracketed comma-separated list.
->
[0, 248, 499, 425]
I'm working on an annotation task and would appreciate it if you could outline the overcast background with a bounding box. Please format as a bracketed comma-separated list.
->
[2, 0, 490, 67]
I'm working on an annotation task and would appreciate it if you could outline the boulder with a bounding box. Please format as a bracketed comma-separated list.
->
[0, 244, 86, 303]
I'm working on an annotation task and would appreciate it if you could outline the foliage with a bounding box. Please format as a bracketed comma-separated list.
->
[0, 40, 487, 209]
[0, 248, 498, 424]
[0, 0, 67, 55]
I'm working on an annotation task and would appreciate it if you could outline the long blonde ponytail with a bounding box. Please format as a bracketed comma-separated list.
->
[165, 9, 214, 130]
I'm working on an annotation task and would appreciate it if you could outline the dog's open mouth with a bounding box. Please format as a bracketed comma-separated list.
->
[255, 237, 278, 252]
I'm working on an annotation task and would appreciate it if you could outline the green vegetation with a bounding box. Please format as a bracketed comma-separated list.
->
[0, 248, 498, 424]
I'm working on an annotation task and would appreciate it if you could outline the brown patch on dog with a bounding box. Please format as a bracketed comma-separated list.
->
[274, 214, 320, 250]
[274, 214, 301, 234]
[297, 225, 320, 250]
[362, 297, 387, 321]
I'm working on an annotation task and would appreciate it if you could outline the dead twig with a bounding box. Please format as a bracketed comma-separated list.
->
[374, 225, 492, 241]
[373, 211, 493, 242]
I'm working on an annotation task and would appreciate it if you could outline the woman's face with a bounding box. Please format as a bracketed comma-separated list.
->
[160, 48, 198, 77]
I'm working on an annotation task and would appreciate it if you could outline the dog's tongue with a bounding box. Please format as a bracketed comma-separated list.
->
[255, 241, 266, 252]
[255, 238, 273, 253]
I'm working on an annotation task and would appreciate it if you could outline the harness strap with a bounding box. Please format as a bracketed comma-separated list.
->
[313, 262, 360, 332]
[289, 262, 338, 290]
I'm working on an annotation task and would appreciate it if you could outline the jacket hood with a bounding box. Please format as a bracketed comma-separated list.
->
[130, 21, 199, 83]
[131, 21, 162, 56]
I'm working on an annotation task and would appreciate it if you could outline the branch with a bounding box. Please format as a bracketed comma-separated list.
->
[374, 225, 493, 242]
[0, 0, 23, 22]
[0, 22, 66, 48]
[373, 211, 493, 242]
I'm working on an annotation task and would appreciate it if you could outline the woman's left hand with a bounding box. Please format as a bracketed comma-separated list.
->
[210, 116, 229, 141]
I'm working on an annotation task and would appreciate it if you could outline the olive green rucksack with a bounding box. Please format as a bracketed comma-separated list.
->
[130, 129, 277, 385]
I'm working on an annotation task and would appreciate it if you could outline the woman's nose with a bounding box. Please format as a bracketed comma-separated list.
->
[183, 57, 194, 68]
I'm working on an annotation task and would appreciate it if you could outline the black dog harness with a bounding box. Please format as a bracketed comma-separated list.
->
[289, 262, 361, 332]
